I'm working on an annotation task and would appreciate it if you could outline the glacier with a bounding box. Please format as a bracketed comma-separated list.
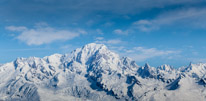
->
[0, 43, 206, 101]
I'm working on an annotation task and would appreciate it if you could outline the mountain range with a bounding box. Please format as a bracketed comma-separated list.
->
[0, 43, 206, 101]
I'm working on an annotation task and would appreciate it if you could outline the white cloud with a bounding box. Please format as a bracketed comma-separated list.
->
[103, 22, 113, 27]
[106, 39, 123, 44]
[1, 48, 49, 52]
[4, 0, 204, 16]
[113, 29, 128, 35]
[86, 20, 94, 26]
[95, 38, 124, 45]
[5, 26, 27, 31]
[6, 23, 85, 45]
[95, 37, 104, 40]
[133, 20, 157, 32]
[133, 8, 206, 31]
[93, 37, 180, 62]
[122, 47, 180, 62]
[188, 58, 206, 63]
[96, 29, 104, 35]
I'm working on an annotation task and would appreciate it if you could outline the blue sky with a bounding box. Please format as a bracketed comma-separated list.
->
[1, 0, 206, 67]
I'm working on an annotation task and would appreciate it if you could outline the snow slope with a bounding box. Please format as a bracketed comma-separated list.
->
[0, 43, 206, 101]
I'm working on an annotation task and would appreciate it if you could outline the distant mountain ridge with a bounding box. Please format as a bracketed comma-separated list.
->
[0, 43, 206, 101]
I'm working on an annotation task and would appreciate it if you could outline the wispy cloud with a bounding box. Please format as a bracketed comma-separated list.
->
[133, 20, 157, 32]
[103, 22, 114, 27]
[5, 26, 27, 31]
[187, 58, 206, 63]
[0, 48, 49, 52]
[106, 39, 123, 44]
[6, 23, 86, 45]
[113, 29, 128, 35]
[95, 37, 124, 45]
[134, 8, 206, 31]
[5, 0, 203, 14]
[120, 46, 180, 62]
[95, 37, 104, 40]
[94, 37, 180, 62]
[96, 29, 104, 35]
[2, 0, 204, 25]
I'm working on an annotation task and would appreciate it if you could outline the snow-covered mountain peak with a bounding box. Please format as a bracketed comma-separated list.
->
[157, 64, 174, 72]
[1, 43, 206, 101]
[43, 53, 63, 65]
[14, 57, 41, 68]
[183, 63, 206, 78]
[185, 63, 206, 71]
[82, 43, 107, 50]
[142, 63, 156, 71]
[70, 43, 119, 65]
[144, 63, 151, 69]
[76, 43, 108, 55]
[145, 62, 150, 67]
[121, 57, 138, 67]
[137, 63, 157, 78]
[120, 57, 139, 74]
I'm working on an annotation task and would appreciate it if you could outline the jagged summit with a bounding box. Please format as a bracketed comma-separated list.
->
[70, 43, 116, 64]
[157, 64, 174, 72]
[82, 43, 107, 50]
[144, 63, 150, 68]
[0, 43, 206, 101]
[72, 43, 108, 55]
[182, 63, 206, 78]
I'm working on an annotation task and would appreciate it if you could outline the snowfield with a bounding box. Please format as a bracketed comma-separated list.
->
[0, 43, 206, 101]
